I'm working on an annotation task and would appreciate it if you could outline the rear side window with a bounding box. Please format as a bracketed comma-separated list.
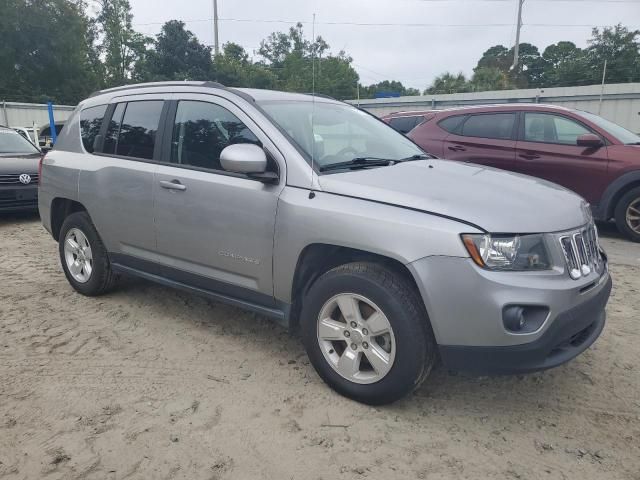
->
[171, 101, 260, 170]
[389, 116, 424, 134]
[460, 113, 515, 140]
[103, 101, 164, 160]
[438, 115, 466, 134]
[80, 105, 107, 153]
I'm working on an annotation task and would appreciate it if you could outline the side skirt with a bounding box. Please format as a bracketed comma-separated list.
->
[111, 261, 291, 329]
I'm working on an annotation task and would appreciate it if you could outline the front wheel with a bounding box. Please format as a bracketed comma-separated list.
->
[300, 262, 437, 405]
[614, 186, 640, 243]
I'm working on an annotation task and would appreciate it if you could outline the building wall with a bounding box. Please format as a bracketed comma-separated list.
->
[0, 101, 75, 129]
[348, 83, 640, 133]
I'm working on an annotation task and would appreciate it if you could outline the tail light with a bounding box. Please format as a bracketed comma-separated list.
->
[38, 152, 45, 185]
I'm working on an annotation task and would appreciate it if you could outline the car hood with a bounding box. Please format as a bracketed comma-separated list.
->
[318, 159, 590, 233]
[0, 153, 41, 174]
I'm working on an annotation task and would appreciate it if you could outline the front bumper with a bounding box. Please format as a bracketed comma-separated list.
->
[408, 254, 612, 374]
[0, 184, 38, 212]
[439, 275, 611, 374]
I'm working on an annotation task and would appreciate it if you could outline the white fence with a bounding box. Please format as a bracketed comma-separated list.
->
[0, 101, 75, 129]
[348, 83, 640, 133]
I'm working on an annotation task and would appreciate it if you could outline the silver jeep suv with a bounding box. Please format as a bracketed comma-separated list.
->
[39, 82, 612, 404]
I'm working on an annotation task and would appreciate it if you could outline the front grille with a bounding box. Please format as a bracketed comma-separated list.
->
[559, 223, 603, 280]
[0, 173, 39, 185]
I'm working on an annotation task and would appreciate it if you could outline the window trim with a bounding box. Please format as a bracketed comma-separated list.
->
[456, 112, 519, 141]
[517, 111, 607, 146]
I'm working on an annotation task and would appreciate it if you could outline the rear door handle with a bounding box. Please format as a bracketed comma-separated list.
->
[448, 145, 466, 152]
[519, 152, 540, 160]
[159, 180, 187, 191]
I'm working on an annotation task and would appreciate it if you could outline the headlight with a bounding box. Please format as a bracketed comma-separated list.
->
[461, 233, 551, 271]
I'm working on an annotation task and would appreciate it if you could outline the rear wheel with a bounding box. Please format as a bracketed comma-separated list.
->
[59, 211, 117, 295]
[300, 262, 436, 405]
[614, 186, 640, 243]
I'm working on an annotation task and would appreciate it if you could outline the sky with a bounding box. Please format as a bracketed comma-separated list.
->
[127, 0, 640, 91]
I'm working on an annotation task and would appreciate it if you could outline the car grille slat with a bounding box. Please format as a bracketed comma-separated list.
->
[0, 174, 38, 185]
[559, 223, 602, 280]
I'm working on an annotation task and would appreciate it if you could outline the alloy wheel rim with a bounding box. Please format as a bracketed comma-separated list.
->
[626, 198, 640, 234]
[63, 228, 93, 283]
[316, 293, 396, 384]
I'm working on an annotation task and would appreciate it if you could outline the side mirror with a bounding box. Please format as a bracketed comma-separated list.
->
[576, 133, 603, 148]
[220, 143, 278, 184]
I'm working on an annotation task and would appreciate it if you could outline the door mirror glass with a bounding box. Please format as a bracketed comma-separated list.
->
[576, 133, 603, 148]
[220, 143, 267, 173]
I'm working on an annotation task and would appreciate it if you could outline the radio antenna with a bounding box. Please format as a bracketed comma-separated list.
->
[309, 13, 317, 199]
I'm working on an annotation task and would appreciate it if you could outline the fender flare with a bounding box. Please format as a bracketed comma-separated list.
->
[595, 170, 640, 221]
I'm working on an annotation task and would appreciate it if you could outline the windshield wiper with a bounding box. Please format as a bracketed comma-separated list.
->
[396, 153, 432, 162]
[319, 157, 394, 172]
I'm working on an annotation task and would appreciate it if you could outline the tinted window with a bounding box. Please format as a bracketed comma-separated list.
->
[461, 113, 515, 140]
[103, 103, 125, 154]
[389, 116, 423, 134]
[116, 101, 164, 159]
[171, 101, 260, 170]
[524, 112, 592, 145]
[80, 105, 107, 153]
[438, 115, 466, 134]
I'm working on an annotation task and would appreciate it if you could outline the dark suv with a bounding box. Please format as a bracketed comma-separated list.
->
[402, 105, 640, 242]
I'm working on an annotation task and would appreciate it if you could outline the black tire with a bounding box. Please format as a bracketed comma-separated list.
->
[58, 211, 117, 295]
[300, 262, 437, 405]
[614, 186, 640, 243]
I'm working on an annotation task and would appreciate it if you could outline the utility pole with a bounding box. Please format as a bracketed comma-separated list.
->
[213, 0, 220, 55]
[511, 0, 525, 71]
[598, 59, 607, 115]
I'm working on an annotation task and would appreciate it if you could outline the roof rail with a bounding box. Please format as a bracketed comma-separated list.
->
[305, 93, 336, 101]
[89, 81, 226, 98]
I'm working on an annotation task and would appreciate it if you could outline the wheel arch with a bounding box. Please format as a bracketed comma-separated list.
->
[599, 171, 640, 220]
[288, 243, 426, 330]
[50, 198, 87, 241]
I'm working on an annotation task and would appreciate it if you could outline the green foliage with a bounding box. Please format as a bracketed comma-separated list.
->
[424, 72, 471, 94]
[141, 20, 213, 81]
[0, 0, 101, 104]
[360, 81, 420, 99]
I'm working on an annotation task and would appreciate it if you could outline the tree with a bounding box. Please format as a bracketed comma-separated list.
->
[142, 20, 213, 81]
[425, 72, 470, 94]
[359, 81, 420, 99]
[470, 67, 514, 91]
[257, 23, 358, 99]
[214, 43, 277, 89]
[540, 41, 588, 87]
[94, 0, 150, 87]
[586, 24, 640, 84]
[0, 0, 101, 104]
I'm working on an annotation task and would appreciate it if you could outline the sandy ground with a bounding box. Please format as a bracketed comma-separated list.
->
[0, 214, 639, 480]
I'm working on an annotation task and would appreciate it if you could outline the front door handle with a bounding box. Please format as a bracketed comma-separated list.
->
[448, 145, 466, 152]
[519, 152, 540, 160]
[160, 180, 187, 191]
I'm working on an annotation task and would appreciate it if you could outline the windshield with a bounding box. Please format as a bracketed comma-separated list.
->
[579, 111, 640, 145]
[0, 129, 40, 154]
[257, 100, 425, 171]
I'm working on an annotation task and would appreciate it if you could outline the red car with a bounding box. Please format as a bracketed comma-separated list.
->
[383, 105, 640, 242]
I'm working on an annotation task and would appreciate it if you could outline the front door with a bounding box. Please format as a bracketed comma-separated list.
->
[442, 112, 517, 171]
[515, 112, 609, 204]
[153, 95, 284, 303]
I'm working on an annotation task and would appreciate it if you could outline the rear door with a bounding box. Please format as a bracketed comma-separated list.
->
[79, 98, 167, 257]
[442, 112, 517, 171]
[153, 94, 284, 303]
[515, 111, 609, 204]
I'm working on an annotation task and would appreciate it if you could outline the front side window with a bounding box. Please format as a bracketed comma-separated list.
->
[171, 101, 260, 170]
[524, 113, 591, 145]
[460, 113, 516, 140]
[257, 100, 424, 171]
[80, 104, 107, 153]
[0, 128, 40, 154]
